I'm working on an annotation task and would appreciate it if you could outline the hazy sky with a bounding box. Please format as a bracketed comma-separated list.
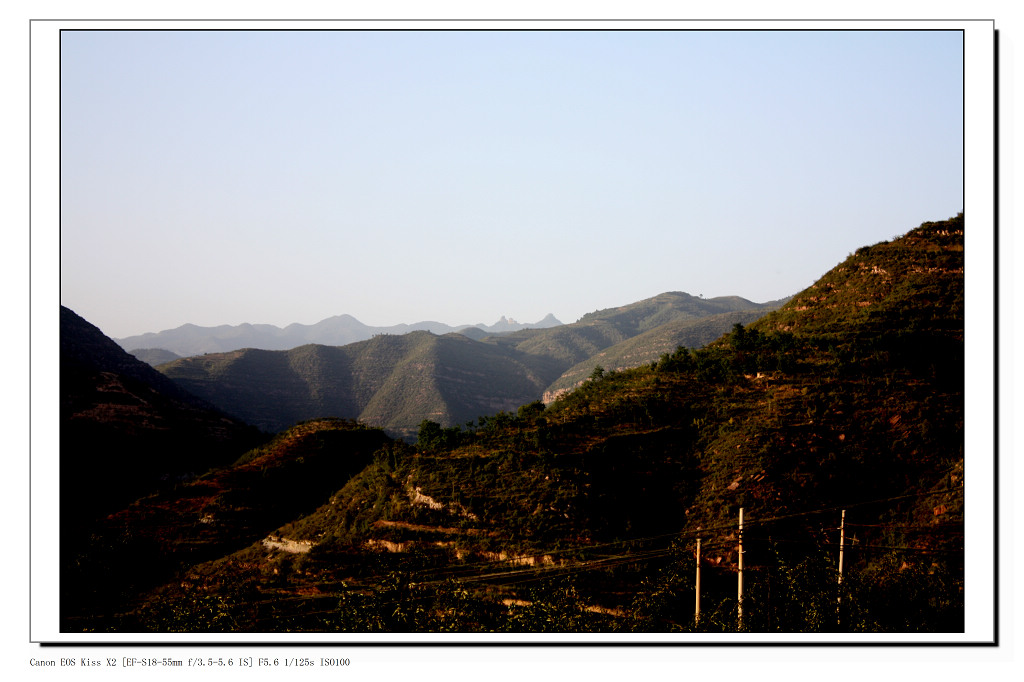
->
[59, 29, 964, 339]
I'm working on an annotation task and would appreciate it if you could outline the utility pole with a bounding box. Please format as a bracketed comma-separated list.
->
[837, 509, 846, 626]
[695, 535, 702, 623]
[737, 507, 744, 631]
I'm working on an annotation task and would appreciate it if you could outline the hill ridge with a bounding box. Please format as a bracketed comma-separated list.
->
[157, 291, 781, 436]
[117, 312, 565, 357]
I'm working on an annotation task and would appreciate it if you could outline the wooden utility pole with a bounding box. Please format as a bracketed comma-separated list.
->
[837, 509, 846, 626]
[838, 509, 846, 584]
[695, 536, 702, 623]
[737, 507, 744, 630]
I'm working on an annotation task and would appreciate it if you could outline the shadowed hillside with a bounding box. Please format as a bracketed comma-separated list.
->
[60, 306, 266, 628]
[60, 307, 264, 522]
[62, 419, 388, 631]
[158, 332, 558, 437]
[128, 348, 182, 365]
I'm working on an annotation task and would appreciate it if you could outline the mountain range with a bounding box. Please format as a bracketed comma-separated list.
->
[154, 293, 783, 436]
[58, 213, 966, 633]
[117, 313, 564, 358]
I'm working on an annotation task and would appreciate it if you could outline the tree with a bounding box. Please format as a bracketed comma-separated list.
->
[517, 400, 546, 423]
[416, 419, 443, 450]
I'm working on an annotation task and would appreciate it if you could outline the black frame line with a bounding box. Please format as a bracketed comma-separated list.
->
[35, 19, 994, 648]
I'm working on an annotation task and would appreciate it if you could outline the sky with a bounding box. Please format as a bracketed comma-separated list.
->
[59, 29, 965, 339]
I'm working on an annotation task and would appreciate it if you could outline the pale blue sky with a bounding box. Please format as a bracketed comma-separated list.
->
[59, 29, 964, 339]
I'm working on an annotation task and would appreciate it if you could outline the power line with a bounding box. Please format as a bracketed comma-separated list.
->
[240, 485, 967, 623]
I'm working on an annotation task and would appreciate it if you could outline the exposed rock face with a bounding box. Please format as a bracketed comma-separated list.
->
[542, 387, 574, 405]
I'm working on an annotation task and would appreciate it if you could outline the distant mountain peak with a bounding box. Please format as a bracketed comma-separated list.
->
[117, 311, 566, 358]
[489, 316, 519, 331]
